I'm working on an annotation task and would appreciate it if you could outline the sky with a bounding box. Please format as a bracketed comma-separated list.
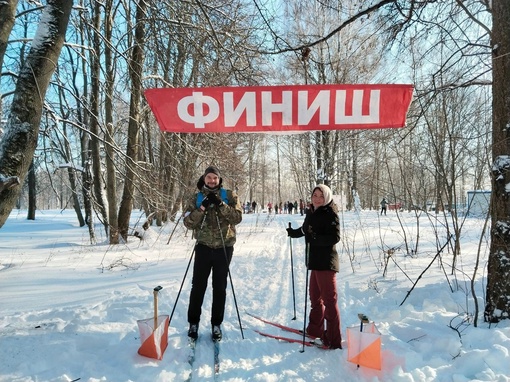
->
[0, 207, 509, 382]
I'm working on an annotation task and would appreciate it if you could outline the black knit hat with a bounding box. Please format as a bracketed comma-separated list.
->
[204, 166, 220, 177]
[197, 166, 222, 190]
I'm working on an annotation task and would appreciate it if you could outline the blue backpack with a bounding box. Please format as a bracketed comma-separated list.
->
[196, 188, 228, 208]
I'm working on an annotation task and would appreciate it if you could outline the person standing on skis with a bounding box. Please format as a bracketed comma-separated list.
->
[286, 184, 342, 349]
[183, 165, 243, 342]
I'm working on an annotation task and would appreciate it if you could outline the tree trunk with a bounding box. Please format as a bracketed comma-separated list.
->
[89, 0, 109, 234]
[61, 118, 85, 227]
[485, 1, 510, 323]
[75, 5, 93, 238]
[349, 135, 359, 210]
[118, 0, 146, 241]
[104, 0, 119, 244]
[0, 0, 18, 71]
[27, 159, 36, 220]
[68, 165, 86, 227]
[82, 159, 96, 244]
[0, 0, 73, 228]
[316, 131, 323, 184]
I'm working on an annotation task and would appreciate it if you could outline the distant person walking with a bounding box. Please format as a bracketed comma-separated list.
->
[380, 198, 388, 215]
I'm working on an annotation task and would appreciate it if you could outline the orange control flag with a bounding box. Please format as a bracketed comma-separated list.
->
[347, 318, 382, 370]
[137, 286, 169, 360]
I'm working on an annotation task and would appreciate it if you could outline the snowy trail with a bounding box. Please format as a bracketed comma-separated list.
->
[1, 209, 509, 382]
[235, 214, 306, 323]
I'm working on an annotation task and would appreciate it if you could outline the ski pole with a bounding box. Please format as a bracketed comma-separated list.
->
[168, 207, 209, 325]
[168, 245, 195, 326]
[289, 222, 297, 320]
[300, 243, 310, 353]
[166, 212, 184, 244]
[215, 210, 244, 339]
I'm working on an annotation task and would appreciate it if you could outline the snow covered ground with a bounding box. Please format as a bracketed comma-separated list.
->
[0, 208, 509, 382]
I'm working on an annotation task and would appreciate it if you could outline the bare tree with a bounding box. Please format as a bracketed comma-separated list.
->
[0, 0, 73, 228]
[88, 0, 109, 236]
[117, 0, 147, 241]
[104, 0, 119, 243]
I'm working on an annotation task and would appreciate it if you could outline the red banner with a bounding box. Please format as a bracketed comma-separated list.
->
[144, 84, 413, 133]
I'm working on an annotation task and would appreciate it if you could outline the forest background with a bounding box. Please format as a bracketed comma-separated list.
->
[1, 1, 509, 323]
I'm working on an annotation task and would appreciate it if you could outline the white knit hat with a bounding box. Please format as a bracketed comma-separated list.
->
[312, 184, 333, 206]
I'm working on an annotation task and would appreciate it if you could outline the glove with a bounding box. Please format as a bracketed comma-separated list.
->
[208, 192, 223, 206]
[201, 196, 211, 209]
[286, 227, 301, 238]
[306, 226, 317, 242]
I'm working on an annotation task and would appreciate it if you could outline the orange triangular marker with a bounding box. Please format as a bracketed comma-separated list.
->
[348, 336, 381, 370]
[137, 315, 169, 360]
[347, 321, 382, 370]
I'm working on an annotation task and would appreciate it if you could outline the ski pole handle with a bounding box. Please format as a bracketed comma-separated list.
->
[288, 222, 291, 228]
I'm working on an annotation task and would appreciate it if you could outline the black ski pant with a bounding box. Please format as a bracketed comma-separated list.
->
[188, 243, 233, 327]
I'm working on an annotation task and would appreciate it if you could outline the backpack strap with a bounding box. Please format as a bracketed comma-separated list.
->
[196, 188, 228, 208]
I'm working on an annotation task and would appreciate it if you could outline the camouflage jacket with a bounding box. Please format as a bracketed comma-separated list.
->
[183, 188, 242, 248]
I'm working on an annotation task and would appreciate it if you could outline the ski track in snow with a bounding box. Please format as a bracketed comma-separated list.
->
[0, 209, 509, 382]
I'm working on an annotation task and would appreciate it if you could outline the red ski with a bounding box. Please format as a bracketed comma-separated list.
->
[245, 311, 316, 339]
[252, 329, 328, 349]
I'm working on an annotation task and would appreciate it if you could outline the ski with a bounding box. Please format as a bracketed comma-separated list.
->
[185, 338, 196, 382]
[185, 336, 221, 380]
[188, 337, 197, 364]
[245, 311, 315, 339]
[213, 340, 220, 378]
[252, 329, 328, 349]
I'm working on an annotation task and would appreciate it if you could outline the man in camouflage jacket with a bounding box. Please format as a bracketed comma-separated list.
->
[183, 165, 242, 341]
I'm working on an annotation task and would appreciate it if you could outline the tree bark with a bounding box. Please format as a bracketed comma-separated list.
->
[0, 0, 18, 71]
